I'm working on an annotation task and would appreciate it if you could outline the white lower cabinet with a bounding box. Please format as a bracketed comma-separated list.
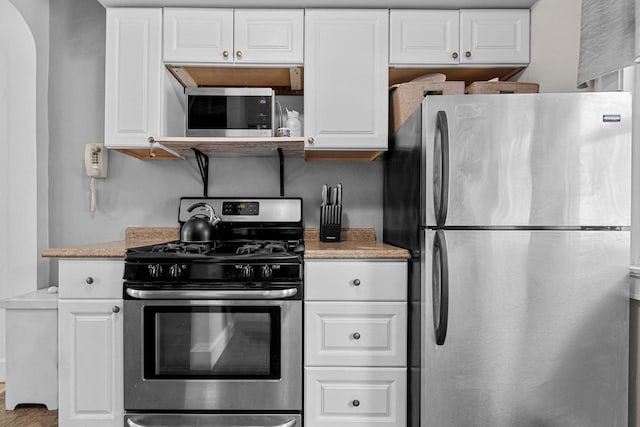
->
[305, 302, 407, 367]
[305, 367, 407, 427]
[304, 259, 408, 427]
[58, 260, 124, 427]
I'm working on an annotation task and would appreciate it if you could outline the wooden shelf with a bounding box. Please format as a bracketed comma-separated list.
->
[389, 66, 525, 87]
[304, 150, 384, 161]
[166, 65, 303, 90]
[148, 136, 305, 158]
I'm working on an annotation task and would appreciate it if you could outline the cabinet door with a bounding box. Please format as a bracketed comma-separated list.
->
[234, 10, 304, 64]
[390, 10, 460, 65]
[305, 260, 408, 301]
[305, 367, 407, 426]
[58, 259, 123, 299]
[59, 300, 123, 427]
[163, 8, 233, 63]
[460, 9, 530, 64]
[305, 302, 407, 366]
[105, 8, 163, 148]
[304, 10, 389, 150]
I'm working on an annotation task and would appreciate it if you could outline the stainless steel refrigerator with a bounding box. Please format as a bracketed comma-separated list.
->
[383, 92, 631, 427]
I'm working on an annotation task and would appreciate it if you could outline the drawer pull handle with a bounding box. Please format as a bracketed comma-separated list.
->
[353, 279, 361, 286]
[85, 277, 94, 285]
[352, 399, 360, 407]
[353, 332, 361, 340]
[112, 306, 120, 313]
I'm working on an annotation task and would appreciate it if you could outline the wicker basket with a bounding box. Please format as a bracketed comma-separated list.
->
[465, 81, 539, 94]
[390, 81, 465, 132]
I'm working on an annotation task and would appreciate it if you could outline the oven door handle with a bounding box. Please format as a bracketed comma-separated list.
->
[125, 287, 298, 300]
[127, 417, 298, 427]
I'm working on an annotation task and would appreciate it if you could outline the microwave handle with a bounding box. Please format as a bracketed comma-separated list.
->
[126, 287, 298, 300]
[127, 417, 297, 427]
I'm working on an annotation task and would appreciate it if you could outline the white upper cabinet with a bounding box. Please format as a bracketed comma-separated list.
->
[105, 8, 163, 147]
[105, 8, 184, 149]
[390, 10, 460, 65]
[390, 8, 529, 65]
[163, 8, 233, 63]
[304, 9, 389, 151]
[163, 8, 304, 64]
[234, 10, 304, 64]
[460, 9, 529, 64]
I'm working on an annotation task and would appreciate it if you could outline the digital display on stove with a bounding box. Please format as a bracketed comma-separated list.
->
[222, 201, 259, 215]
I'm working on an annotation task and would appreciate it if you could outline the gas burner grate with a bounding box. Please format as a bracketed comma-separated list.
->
[151, 241, 220, 255]
[235, 241, 289, 255]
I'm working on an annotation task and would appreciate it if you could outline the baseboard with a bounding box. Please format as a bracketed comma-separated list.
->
[0, 357, 6, 382]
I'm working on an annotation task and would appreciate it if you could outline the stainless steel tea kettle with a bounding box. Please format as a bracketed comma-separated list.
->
[180, 202, 222, 243]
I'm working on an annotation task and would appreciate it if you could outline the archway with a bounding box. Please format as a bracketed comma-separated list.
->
[0, 0, 38, 380]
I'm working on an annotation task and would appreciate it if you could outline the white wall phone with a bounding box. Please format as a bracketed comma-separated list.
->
[85, 143, 108, 213]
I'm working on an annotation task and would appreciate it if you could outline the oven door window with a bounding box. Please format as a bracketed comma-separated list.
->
[143, 306, 281, 380]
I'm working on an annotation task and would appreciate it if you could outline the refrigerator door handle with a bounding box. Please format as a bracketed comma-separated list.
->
[435, 110, 450, 227]
[433, 229, 449, 345]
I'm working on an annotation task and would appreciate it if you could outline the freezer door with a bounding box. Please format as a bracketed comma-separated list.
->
[422, 229, 629, 427]
[423, 93, 631, 227]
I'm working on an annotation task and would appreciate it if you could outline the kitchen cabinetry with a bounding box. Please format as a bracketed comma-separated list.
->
[390, 9, 529, 65]
[104, 8, 183, 156]
[163, 8, 304, 64]
[304, 259, 407, 426]
[304, 10, 389, 159]
[58, 260, 123, 427]
[460, 9, 529, 64]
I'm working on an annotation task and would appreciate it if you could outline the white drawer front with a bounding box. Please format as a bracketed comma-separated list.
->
[58, 260, 123, 299]
[305, 367, 406, 427]
[305, 302, 406, 366]
[305, 260, 407, 301]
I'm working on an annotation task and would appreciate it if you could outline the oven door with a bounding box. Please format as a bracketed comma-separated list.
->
[124, 298, 301, 411]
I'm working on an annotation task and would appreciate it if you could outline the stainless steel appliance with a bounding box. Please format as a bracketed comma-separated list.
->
[384, 92, 632, 427]
[123, 197, 303, 426]
[186, 87, 275, 137]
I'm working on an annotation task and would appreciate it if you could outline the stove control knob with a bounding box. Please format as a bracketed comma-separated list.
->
[148, 264, 163, 278]
[238, 265, 254, 280]
[260, 265, 273, 279]
[169, 264, 183, 278]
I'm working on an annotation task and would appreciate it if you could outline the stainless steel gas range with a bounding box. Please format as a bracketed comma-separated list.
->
[123, 197, 303, 427]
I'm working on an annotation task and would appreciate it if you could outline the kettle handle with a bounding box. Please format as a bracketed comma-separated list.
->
[187, 202, 222, 226]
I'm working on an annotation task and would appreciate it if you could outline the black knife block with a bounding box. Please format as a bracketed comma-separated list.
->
[320, 205, 342, 242]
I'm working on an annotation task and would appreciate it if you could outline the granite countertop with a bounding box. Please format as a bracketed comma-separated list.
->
[42, 227, 178, 258]
[42, 227, 410, 260]
[303, 228, 410, 259]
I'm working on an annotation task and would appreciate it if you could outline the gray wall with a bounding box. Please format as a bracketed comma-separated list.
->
[48, 0, 383, 283]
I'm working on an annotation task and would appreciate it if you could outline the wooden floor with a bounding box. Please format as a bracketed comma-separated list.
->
[0, 384, 58, 427]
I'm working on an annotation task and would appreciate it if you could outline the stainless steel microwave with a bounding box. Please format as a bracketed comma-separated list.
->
[186, 87, 275, 137]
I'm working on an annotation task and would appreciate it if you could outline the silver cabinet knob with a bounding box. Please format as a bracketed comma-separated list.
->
[308, 137, 315, 144]
[112, 306, 120, 313]
[353, 279, 361, 286]
[465, 51, 472, 58]
[85, 277, 94, 285]
[236, 50, 243, 58]
[352, 399, 360, 407]
[222, 50, 230, 58]
[452, 52, 459, 59]
[353, 332, 361, 340]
